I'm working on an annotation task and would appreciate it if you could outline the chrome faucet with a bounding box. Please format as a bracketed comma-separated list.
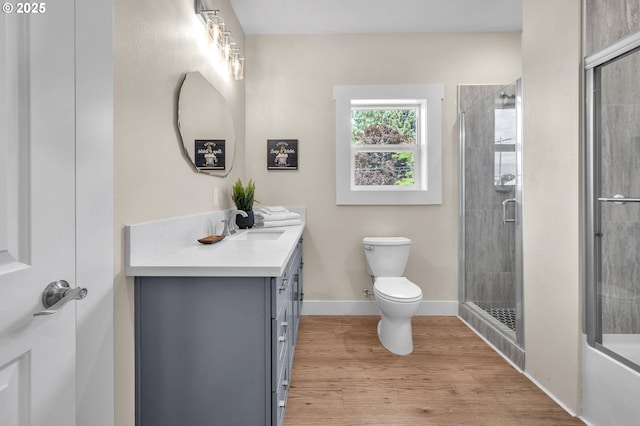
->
[230, 210, 249, 234]
[223, 210, 249, 236]
[233, 210, 249, 219]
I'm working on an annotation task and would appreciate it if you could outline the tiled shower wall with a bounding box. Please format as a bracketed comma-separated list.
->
[586, 0, 640, 334]
[459, 84, 516, 310]
[585, 0, 640, 56]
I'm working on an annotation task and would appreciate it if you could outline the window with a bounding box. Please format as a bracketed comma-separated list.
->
[351, 104, 419, 189]
[334, 85, 443, 205]
[494, 105, 517, 192]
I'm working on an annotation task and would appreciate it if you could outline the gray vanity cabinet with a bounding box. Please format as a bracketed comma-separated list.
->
[135, 239, 303, 426]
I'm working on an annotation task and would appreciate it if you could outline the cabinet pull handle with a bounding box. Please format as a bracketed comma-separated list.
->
[279, 320, 289, 342]
[282, 380, 289, 388]
[278, 400, 286, 408]
[279, 278, 288, 291]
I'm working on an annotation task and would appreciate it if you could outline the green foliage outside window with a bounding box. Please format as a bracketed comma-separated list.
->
[351, 109, 416, 144]
[351, 109, 417, 186]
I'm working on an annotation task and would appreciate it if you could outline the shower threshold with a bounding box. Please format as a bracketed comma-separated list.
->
[459, 302, 524, 369]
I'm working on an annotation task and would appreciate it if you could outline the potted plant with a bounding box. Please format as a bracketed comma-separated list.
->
[231, 178, 256, 229]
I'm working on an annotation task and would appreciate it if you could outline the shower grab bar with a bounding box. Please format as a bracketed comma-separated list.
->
[598, 194, 640, 205]
[502, 198, 517, 224]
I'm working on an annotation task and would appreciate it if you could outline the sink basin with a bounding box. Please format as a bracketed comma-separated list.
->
[232, 229, 285, 240]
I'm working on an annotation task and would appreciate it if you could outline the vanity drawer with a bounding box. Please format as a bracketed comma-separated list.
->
[278, 273, 291, 315]
[277, 305, 290, 364]
[273, 273, 290, 318]
[274, 353, 290, 426]
[272, 303, 290, 391]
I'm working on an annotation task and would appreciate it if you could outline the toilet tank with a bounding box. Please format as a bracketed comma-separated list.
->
[362, 237, 411, 277]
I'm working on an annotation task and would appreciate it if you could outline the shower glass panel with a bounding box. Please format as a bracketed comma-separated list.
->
[458, 81, 524, 361]
[586, 45, 640, 373]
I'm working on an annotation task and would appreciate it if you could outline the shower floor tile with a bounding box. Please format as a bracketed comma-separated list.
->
[484, 307, 517, 331]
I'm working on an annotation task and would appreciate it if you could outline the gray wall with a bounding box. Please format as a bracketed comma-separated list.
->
[460, 84, 517, 310]
[598, 38, 640, 334]
[585, 0, 640, 56]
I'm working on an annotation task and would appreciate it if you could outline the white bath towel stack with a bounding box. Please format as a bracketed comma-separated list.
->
[255, 206, 302, 228]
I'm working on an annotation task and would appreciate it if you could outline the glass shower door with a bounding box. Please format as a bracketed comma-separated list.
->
[459, 80, 524, 350]
[587, 46, 640, 372]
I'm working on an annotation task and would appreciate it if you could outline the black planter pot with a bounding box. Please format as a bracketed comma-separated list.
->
[235, 210, 254, 229]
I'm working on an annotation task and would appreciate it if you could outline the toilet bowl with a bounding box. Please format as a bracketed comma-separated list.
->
[362, 237, 423, 355]
[373, 277, 422, 355]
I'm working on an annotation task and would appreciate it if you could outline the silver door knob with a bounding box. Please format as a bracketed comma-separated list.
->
[34, 280, 87, 316]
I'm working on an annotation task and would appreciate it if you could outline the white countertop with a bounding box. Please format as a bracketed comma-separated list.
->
[125, 208, 305, 277]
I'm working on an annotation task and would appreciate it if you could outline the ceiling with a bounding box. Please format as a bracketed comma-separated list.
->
[228, 0, 522, 35]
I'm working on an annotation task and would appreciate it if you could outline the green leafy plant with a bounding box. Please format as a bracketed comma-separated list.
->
[231, 178, 256, 211]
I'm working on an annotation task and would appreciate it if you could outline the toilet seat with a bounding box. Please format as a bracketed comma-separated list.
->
[374, 277, 422, 303]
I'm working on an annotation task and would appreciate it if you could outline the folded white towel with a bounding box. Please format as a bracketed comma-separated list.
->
[255, 212, 300, 222]
[254, 219, 302, 228]
[257, 206, 288, 214]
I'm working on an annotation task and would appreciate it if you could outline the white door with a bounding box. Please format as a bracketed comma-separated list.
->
[0, 2, 81, 425]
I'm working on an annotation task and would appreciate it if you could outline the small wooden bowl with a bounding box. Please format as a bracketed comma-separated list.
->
[197, 235, 225, 245]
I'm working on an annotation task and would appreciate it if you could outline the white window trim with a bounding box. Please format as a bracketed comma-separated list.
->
[334, 84, 444, 205]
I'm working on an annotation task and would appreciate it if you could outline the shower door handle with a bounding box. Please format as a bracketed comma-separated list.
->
[502, 198, 517, 224]
[598, 194, 640, 205]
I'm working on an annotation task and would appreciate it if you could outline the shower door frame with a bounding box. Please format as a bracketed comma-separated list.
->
[584, 33, 640, 373]
[458, 80, 525, 349]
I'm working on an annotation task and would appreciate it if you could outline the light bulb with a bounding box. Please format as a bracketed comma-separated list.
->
[228, 49, 244, 80]
[207, 15, 224, 47]
[232, 53, 244, 80]
[202, 11, 224, 48]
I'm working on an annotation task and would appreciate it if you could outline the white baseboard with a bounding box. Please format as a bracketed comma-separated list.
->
[523, 371, 580, 419]
[301, 300, 458, 316]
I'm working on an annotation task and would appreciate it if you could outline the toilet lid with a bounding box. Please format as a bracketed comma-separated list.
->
[362, 237, 411, 246]
[374, 277, 422, 302]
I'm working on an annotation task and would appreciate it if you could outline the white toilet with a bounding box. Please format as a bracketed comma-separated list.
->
[362, 237, 423, 355]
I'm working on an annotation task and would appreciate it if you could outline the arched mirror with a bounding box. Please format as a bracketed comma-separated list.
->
[177, 71, 235, 176]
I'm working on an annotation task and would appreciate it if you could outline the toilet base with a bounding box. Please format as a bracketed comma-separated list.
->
[377, 317, 414, 356]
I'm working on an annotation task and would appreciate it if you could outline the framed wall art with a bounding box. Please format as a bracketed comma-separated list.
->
[267, 139, 298, 170]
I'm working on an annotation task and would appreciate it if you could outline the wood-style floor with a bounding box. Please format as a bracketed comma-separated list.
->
[284, 316, 584, 426]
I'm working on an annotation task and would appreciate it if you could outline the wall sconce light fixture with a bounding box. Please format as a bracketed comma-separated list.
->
[230, 49, 244, 80]
[196, 0, 244, 80]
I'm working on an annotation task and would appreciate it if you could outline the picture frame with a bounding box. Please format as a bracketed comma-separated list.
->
[267, 139, 298, 170]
